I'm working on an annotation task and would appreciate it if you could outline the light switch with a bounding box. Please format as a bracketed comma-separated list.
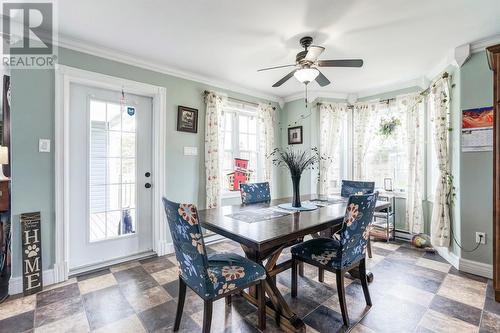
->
[183, 147, 198, 156]
[39, 139, 51, 153]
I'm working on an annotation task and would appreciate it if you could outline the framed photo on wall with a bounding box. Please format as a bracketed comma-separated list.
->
[177, 106, 198, 133]
[288, 126, 303, 145]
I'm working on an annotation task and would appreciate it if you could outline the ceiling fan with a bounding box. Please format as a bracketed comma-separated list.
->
[258, 36, 364, 87]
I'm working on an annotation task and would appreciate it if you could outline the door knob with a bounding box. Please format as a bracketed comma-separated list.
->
[145, 183, 152, 188]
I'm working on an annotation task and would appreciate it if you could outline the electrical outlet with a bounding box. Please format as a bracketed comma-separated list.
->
[475, 232, 486, 245]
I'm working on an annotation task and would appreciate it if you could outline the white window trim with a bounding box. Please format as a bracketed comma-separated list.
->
[220, 102, 262, 198]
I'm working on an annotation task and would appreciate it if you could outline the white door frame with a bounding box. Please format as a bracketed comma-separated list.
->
[54, 64, 169, 283]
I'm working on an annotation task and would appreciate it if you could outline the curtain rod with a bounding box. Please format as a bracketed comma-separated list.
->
[317, 71, 451, 107]
[203, 90, 275, 110]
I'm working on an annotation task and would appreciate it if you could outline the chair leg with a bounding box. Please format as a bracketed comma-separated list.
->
[257, 280, 266, 330]
[359, 258, 372, 306]
[291, 257, 298, 298]
[174, 278, 187, 331]
[367, 236, 373, 259]
[225, 295, 232, 306]
[298, 261, 304, 277]
[318, 267, 324, 282]
[336, 269, 350, 327]
[202, 299, 213, 333]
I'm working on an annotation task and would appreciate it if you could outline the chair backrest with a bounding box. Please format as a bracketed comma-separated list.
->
[240, 182, 271, 204]
[339, 192, 379, 267]
[340, 180, 375, 198]
[162, 198, 211, 296]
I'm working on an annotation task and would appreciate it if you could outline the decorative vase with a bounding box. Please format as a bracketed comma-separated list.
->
[291, 175, 302, 208]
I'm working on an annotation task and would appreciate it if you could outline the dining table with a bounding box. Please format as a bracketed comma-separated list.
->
[198, 194, 391, 333]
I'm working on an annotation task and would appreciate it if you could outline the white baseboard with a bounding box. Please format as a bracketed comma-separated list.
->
[435, 246, 493, 279]
[9, 269, 56, 295]
[459, 257, 493, 279]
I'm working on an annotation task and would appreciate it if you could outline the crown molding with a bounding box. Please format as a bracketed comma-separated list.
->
[56, 35, 282, 103]
[470, 34, 500, 53]
[425, 49, 456, 81]
[357, 77, 426, 99]
[283, 90, 348, 103]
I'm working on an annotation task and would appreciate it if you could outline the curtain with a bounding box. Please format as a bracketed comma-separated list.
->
[398, 94, 425, 234]
[429, 79, 451, 247]
[204, 91, 226, 209]
[257, 103, 275, 184]
[318, 102, 346, 195]
[353, 102, 377, 179]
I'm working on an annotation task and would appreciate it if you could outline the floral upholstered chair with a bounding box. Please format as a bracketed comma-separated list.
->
[340, 180, 375, 198]
[290, 193, 379, 327]
[162, 198, 267, 332]
[240, 182, 271, 204]
[340, 180, 376, 258]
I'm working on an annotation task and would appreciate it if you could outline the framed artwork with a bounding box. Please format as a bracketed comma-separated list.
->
[177, 106, 198, 133]
[288, 126, 303, 145]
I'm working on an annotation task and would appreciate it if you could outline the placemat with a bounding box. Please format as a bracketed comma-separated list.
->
[226, 207, 292, 223]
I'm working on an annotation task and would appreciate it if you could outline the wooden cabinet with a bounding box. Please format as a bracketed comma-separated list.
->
[0, 180, 9, 212]
[487, 44, 500, 302]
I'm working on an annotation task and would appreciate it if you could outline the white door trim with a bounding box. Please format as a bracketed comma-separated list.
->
[54, 64, 169, 283]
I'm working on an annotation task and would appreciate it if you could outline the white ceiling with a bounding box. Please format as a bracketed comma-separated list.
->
[57, 0, 500, 100]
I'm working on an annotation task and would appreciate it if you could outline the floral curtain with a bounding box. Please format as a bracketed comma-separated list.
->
[319, 102, 346, 195]
[353, 102, 378, 179]
[204, 91, 226, 209]
[258, 103, 275, 184]
[398, 94, 425, 234]
[430, 79, 451, 247]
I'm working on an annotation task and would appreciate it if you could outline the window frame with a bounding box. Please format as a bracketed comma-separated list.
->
[220, 102, 262, 199]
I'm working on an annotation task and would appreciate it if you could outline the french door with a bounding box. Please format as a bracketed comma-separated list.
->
[68, 83, 154, 271]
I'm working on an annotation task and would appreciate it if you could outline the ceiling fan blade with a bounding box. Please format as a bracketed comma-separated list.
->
[272, 70, 297, 87]
[315, 71, 331, 87]
[317, 59, 364, 67]
[257, 64, 296, 72]
[305, 45, 325, 62]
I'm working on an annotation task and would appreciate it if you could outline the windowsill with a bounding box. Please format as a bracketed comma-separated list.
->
[221, 190, 241, 199]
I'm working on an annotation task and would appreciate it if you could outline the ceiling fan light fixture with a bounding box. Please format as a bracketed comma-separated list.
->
[294, 68, 319, 83]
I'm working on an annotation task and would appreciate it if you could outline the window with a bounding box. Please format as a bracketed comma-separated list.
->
[324, 101, 423, 194]
[360, 103, 408, 191]
[221, 102, 261, 195]
[89, 99, 136, 241]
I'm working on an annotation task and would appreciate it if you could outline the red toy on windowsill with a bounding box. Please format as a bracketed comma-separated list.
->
[226, 158, 252, 191]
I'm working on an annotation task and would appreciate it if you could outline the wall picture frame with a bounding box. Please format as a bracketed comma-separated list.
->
[177, 106, 198, 133]
[288, 126, 303, 145]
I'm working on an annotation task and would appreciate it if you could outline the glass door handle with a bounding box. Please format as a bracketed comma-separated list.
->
[145, 183, 152, 189]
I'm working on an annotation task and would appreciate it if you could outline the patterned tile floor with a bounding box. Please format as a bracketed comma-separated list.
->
[0, 239, 499, 333]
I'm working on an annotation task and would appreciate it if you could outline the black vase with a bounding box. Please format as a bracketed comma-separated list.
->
[291, 175, 302, 208]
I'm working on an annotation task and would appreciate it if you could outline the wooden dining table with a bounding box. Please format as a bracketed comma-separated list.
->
[198, 195, 391, 333]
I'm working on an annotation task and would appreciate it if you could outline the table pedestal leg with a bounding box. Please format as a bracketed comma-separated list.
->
[241, 245, 306, 333]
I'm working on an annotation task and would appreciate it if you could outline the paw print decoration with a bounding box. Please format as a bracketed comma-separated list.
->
[25, 244, 40, 258]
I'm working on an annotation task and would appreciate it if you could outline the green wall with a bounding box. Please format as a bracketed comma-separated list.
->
[9, 46, 494, 281]
[459, 51, 493, 264]
[10, 47, 280, 277]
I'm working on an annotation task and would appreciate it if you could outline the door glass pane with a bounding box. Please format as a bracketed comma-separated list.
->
[89, 99, 137, 241]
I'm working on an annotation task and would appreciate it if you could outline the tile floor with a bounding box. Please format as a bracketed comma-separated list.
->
[0, 239, 499, 333]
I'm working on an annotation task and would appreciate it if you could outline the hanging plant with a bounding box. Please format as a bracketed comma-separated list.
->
[379, 116, 401, 138]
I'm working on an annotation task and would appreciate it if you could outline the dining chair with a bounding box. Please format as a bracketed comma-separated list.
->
[162, 198, 267, 332]
[341, 180, 375, 258]
[240, 182, 271, 204]
[340, 180, 375, 198]
[290, 192, 379, 327]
